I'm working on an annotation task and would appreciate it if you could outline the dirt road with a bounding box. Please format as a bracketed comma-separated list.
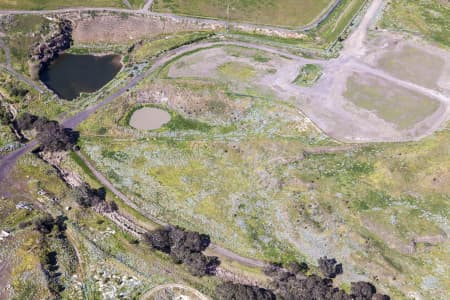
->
[0, 38, 45, 93]
[0, 141, 37, 187]
[343, 0, 383, 58]
[0, 64, 45, 93]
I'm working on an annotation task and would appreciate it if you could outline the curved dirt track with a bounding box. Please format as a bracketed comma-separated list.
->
[140, 284, 209, 300]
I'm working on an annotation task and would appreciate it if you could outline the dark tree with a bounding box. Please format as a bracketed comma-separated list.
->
[286, 261, 309, 275]
[263, 262, 284, 277]
[35, 120, 78, 152]
[372, 294, 391, 300]
[16, 113, 79, 152]
[184, 252, 220, 276]
[143, 227, 171, 253]
[16, 113, 38, 130]
[169, 226, 210, 253]
[351, 282, 390, 300]
[108, 200, 118, 212]
[318, 256, 343, 278]
[144, 225, 220, 276]
[10, 87, 29, 97]
[216, 282, 276, 300]
[73, 184, 106, 208]
[263, 259, 390, 300]
[34, 215, 55, 234]
[55, 215, 67, 233]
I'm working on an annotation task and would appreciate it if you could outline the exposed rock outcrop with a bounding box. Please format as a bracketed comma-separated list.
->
[29, 19, 73, 80]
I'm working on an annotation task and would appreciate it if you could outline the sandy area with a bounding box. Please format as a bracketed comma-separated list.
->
[363, 32, 450, 92]
[167, 42, 449, 142]
[129, 107, 171, 130]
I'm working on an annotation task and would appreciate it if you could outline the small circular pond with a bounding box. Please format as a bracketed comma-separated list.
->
[40, 53, 122, 100]
[129, 107, 171, 130]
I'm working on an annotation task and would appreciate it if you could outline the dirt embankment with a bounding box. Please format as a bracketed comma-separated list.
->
[70, 12, 305, 44]
[29, 19, 73, 79]
[72, 13, 223, 44]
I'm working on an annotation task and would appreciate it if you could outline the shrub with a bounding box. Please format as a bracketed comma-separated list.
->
[216, 282, 276, 300]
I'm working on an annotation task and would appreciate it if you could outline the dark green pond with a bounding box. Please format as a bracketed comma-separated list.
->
[40, 54, 122, 100]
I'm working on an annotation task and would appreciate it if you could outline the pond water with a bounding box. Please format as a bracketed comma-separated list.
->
[40, 53, 122, 100]
[129, 107, 171, 130]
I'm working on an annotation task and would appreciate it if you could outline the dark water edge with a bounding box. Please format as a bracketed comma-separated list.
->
[40, 53, 122, 100]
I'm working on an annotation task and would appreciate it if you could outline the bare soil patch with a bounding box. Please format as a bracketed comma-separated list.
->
[137, 79, 251, 125]
[344, 73, 441, 129]
[72, 13, 222, 44]
[168, 46, 279, 82]
[129, 107, 171, 130]
[364, 33, 450, 91]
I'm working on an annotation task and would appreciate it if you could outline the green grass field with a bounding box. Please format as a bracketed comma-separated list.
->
[380, 0, 450, 48]
[0, 0, 145, 10]
[226, 0, 367, 52]
[152, 0, 332, 28]
[74, 45, 450, 297]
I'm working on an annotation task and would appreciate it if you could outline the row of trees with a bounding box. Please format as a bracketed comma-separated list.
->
[216, 282, 276, 300]
[144, 226, 220, 276]
[261, 259, 389, 300]
[216, 257, 389, 300]
[34, 214, 69, 297]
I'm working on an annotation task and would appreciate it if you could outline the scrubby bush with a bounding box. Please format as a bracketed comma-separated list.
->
[351, 282, 389, 300]
[34, 215, 55, 234]
[35, 120, 78, 152]
[73, 184, 106, 208]
[143, 227, 171, 252]
[263, 260, 390, 300]
[216, 282, 276, 300]
[16, 113, 38, 130]
[144, 225, 219, 276]
[286, 261, 309, 275]
[318, 256, 343, 278]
